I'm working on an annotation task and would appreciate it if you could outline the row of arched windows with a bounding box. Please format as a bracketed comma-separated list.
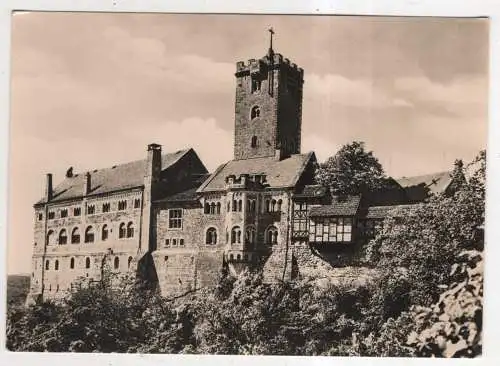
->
[44, 256, 134, 271]
[228, 225, 278, 245]
[264, 199, 283, 213]
[47, 222, 135, 245]
[204, 202, 221, 215]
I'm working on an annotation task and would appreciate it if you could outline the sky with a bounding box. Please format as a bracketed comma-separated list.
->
[7, 13, 488, 274]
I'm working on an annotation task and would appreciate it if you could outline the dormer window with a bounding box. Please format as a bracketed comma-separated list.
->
[250, 105, 261, 120]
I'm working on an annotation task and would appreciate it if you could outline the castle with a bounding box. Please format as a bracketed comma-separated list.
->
[26, 32, 459, 303]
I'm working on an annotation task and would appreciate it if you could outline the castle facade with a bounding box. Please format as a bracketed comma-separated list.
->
[27, 41, 457, 304]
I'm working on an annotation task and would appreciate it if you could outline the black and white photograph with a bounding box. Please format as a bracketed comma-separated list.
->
[4, 10, 488, 358]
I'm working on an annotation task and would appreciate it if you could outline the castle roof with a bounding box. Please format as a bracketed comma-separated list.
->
[36, 149, 192, 205]
[196, 152, 316, 193]
[395, 171, 453, 195]
[309, 195, 362, 217]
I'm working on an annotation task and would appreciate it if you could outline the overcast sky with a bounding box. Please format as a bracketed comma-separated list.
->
[7, 13, 488, 274]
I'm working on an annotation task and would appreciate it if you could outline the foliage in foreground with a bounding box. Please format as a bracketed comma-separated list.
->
[6, 150, 485, 356]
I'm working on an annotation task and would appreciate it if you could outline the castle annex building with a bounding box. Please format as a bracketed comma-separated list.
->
[27, 34, 459, 303]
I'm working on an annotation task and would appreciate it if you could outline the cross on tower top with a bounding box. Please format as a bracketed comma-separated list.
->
[268, 27, 275, 56]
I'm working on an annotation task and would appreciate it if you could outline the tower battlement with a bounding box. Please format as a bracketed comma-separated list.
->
[235, 53, 304, 79]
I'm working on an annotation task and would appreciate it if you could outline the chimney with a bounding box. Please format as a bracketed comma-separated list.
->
[45, 173, 53, 201]
[274, 148, 283, 161]
[146, 143, 162, 182]
[83, 172, 91, 196]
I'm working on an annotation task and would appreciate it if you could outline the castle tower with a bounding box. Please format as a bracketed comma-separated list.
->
[233, 28, 304, 160]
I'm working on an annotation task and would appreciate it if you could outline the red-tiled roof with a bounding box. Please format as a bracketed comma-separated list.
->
[37, 149, 191, 204]
[197, 152, 315, 193]
[309, 195, 362, 217]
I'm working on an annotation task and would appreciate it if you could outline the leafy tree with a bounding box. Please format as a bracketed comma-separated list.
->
[366, 150, 485, 307]
[315, 141, 386, 196]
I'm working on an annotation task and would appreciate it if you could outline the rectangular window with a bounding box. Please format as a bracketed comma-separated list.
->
[48, 211, 55, 220]
[60, 209, 68, 218]
[168, 209, 182, 229]
[165, 239, 170, 247]
[309, 217, 353, 243]
[134, 199, 141, 209]
[73, 207, 81, 216]
[118, 200, 127, 211]
[172, 239, 177, 246]
[179, 238, 184, 246]
[37, 213, 43, 221]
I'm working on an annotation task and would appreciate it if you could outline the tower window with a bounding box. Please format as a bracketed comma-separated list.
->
[251, 136, 258, 148]
[250, 106, 261, 120]
[251, 78, 262, 93]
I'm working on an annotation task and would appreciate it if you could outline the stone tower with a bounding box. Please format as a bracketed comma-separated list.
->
[233, 29, 304, 160]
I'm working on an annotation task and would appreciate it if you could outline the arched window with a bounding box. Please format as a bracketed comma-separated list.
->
[266, 226, 279, 245]
[231, 226, 242, 244]
[84, 226, 95, 243]
[85, 257, 90, 269]
[55, 260, 59, 271]
[47, 230, 54, 245]
[271, 199, 277, 212]
[102, 224, 109, 241]
[114, 257, 120, 270]
[265, 199, 271, 213]
[206, 227, 217, 245]
[204, 202, 210, 214]
[232, 199, 237, 212]
[216, 202, 221, 214]
[277, 199, 283, 212]
[71, 227, 80, 244]
[126, 222, 134, 238]
[45, 259, 50, 270]
[237, 200, 243, 212]
[251, 136, 258, 148]
[250, 105, 261, 120]
[210, 203, 216, 214]
[245, 227, 256, 244]
[128, 256, 133, 269]
[70, 257, 75, 269]
[58, 229, 67, 245]
[119, 223, 126, 239]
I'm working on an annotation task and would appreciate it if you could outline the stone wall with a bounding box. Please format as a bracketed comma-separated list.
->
[28, 189, 144, 303]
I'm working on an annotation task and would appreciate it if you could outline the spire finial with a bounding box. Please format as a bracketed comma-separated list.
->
[268, 27, 275, 56]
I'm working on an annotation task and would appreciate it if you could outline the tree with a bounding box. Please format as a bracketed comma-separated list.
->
[366, 150, 485, 307]
[315, 141, 386, 196]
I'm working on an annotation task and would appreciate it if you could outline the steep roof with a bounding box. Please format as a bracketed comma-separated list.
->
[197, 152, 315, 193]
[309, 195, 362, 217]
[155, 174, 210, 203]
[395, 171, 452, 195]
[37, 149, 191, 205]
